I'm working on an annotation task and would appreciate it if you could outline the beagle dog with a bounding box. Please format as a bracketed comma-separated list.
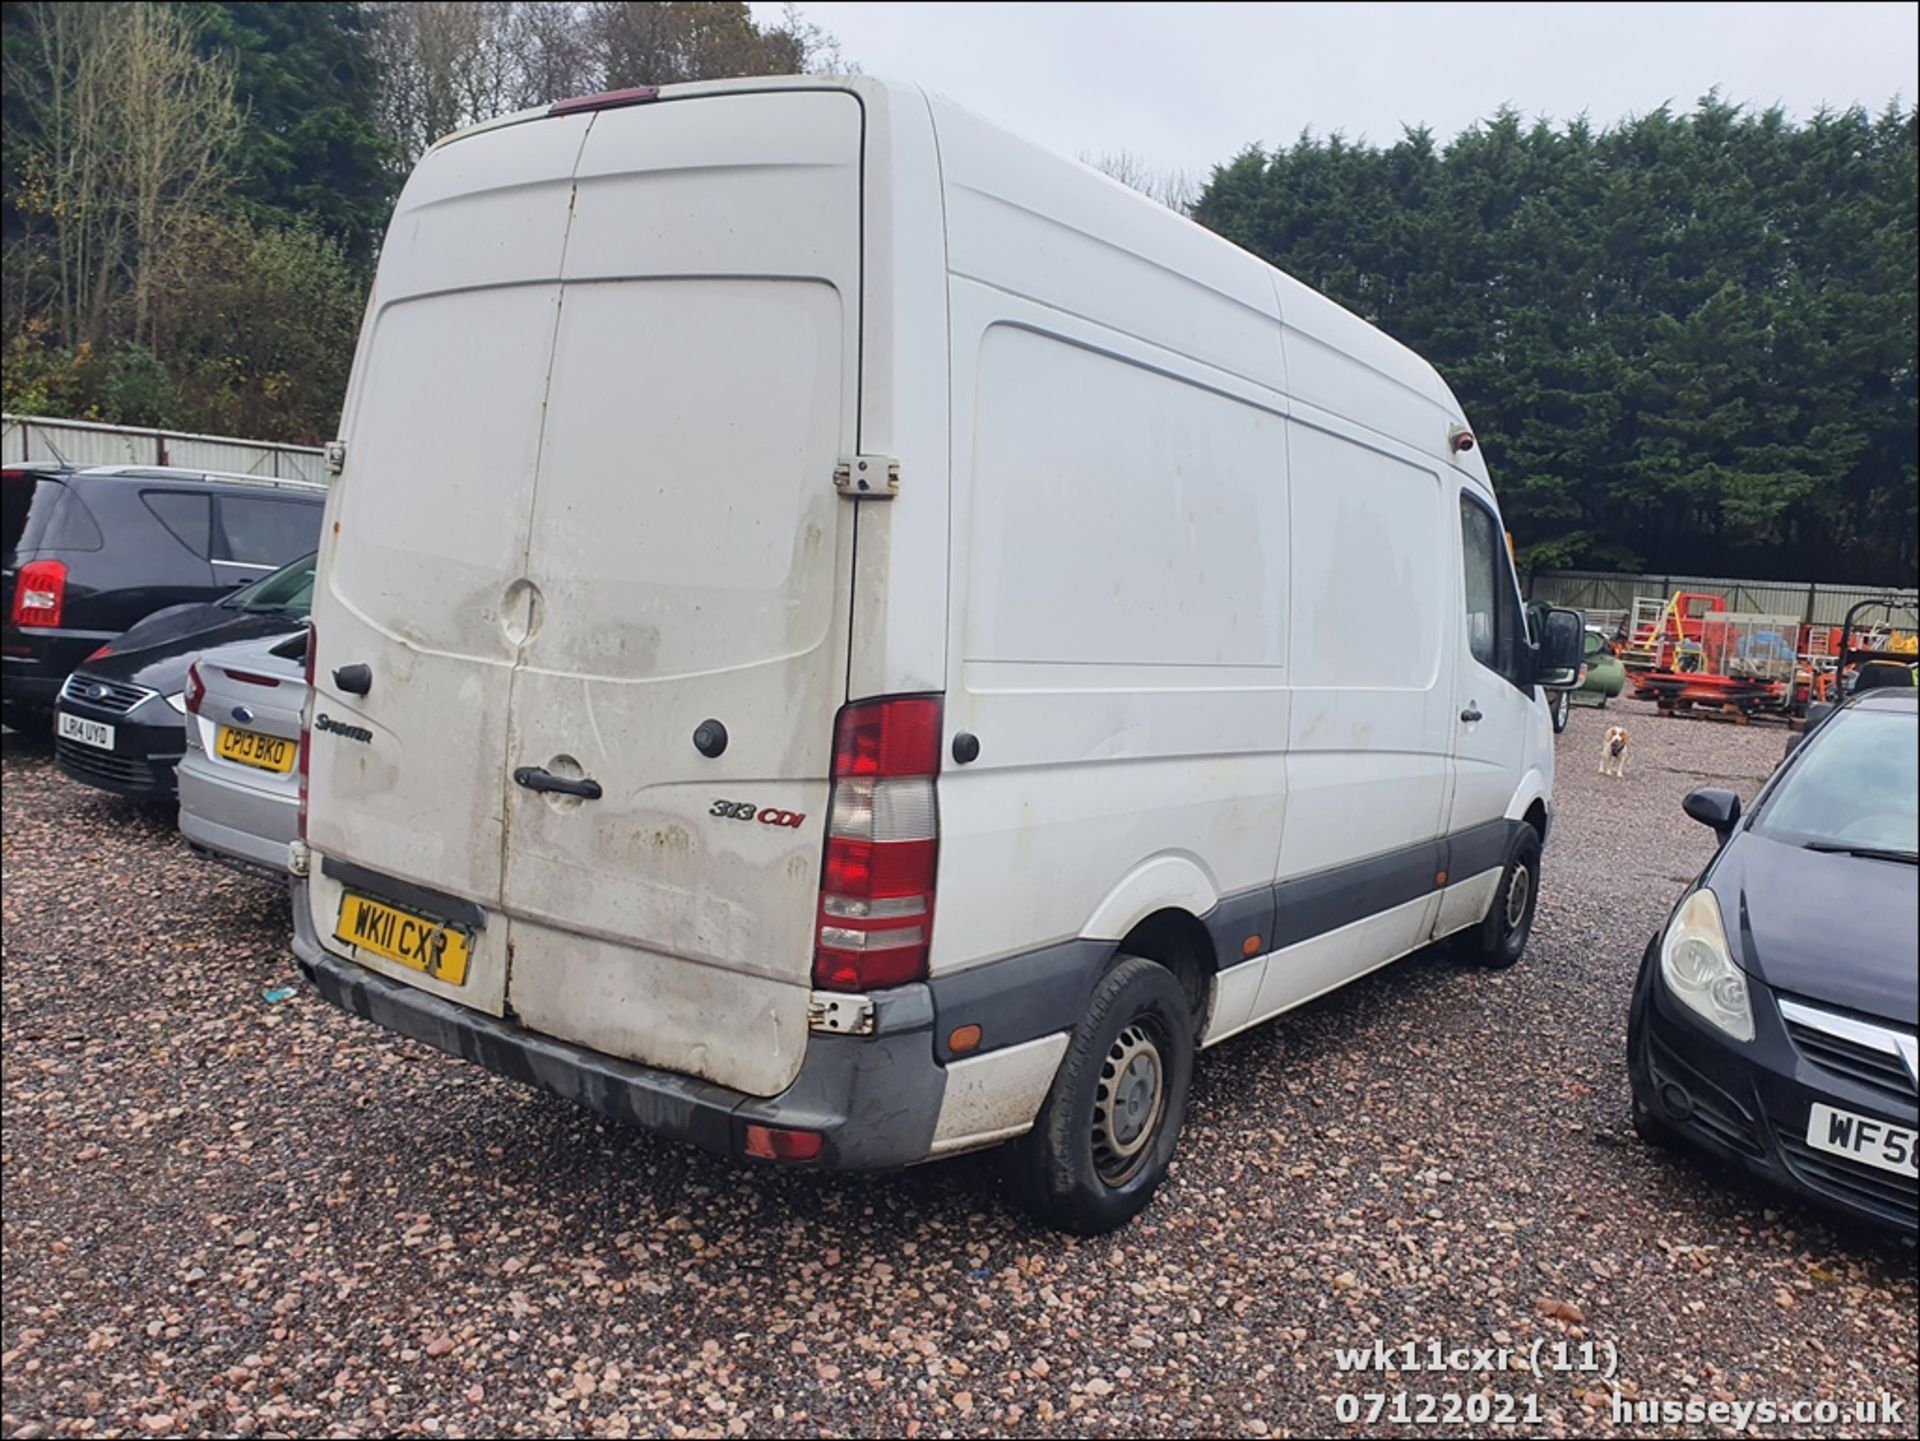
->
[1600, 724, 1630, 778]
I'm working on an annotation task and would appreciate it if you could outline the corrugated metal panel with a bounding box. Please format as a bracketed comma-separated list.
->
[1530, 570, 1917, 628]
[3, 413, 326, 485]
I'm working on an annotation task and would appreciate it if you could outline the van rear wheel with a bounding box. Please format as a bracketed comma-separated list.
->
[1454, 825, 1541, 970]
[1005, 956, 1192, 1234]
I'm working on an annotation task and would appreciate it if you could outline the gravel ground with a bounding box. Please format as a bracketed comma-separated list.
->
[3, 699, 1915, 1440]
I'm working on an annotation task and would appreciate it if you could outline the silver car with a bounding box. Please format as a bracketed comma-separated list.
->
[177, 629, 308, 875]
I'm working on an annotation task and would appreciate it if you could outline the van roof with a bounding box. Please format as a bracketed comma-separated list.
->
[428, 73, 1480, 475]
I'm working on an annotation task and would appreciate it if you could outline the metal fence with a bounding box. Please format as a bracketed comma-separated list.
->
[2, 413, 327, 484]
[1526, 569, 1919, 629]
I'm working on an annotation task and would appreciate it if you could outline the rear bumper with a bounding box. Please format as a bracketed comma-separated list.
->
[3, 626, 116, 707]
[289, 880, 948, 1170]
[178, 753, 296, 873]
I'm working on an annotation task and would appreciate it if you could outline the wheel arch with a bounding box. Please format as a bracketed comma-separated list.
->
[1506, 769, 1551, 846]
[1115, 907, 1216, 1034]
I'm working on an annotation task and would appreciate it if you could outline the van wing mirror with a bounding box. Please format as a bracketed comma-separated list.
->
[1532, 606, 1584, 689]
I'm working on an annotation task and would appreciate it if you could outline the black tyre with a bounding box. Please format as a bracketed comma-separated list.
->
[1005, 956, 1193, 1234]
[1550, 688, 1571, 733]
[1454, 824, 1542, 970]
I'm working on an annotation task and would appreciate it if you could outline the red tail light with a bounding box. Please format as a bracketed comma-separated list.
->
[813, 696, 942, 992]
[185, 661, 206, 715]
[297, 624, 316, 842]
[10, 559, 68, 627]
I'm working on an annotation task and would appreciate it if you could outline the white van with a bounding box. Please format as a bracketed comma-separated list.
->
[291, 75, 1583, 1233]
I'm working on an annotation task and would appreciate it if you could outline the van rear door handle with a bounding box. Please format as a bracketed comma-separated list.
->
[513, 766, 603, 800]
[1459, 706, 1483, 723]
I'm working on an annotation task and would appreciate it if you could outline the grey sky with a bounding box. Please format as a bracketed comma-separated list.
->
[754, 2, 1919, 182]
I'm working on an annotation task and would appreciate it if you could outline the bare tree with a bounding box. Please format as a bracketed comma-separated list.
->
[593, 1, 816, 89]
[1081, 148, 1200, 215]
[121, 6, 242, 340]
[782, 2, 855, 75]
[510, 2, 600, 108]
[367, 2, 850, 162]
[368, 2, 525, 161]
[5, 3, 240, 348]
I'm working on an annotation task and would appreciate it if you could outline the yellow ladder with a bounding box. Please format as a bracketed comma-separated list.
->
[1622, 595, 1676, 670]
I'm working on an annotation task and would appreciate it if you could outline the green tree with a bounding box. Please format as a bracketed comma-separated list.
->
[178, 2, 397, 260]
[2, 1, 242, 347]
[1194, 97, 1919, 585]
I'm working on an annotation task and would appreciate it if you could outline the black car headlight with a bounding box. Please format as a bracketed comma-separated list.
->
[1659, 890, 1755, 1043]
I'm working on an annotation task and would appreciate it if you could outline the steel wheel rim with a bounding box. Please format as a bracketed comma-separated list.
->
[1505, 862, 1533, 932]
[1092, 1020, 1166, 1187]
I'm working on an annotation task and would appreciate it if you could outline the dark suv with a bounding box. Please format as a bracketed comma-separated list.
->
[3, 465, 326, 727]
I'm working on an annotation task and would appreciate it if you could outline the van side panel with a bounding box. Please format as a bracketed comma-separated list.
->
[936, 300, 1291, 973]
[927, 98, 1506, 1058]
[929, 98, 1292, 989]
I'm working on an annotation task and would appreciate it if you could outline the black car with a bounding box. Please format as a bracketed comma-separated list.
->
[3, 464, 325, 726]
[1629, 689, 1918, 1233]
[53, 552, 316, 799]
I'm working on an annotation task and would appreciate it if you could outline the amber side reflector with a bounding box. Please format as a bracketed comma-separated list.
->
[1435, 870, 1449, 887]
[1241, 935, 1262, 956]
[948, 1024, 983, 1054]
[742, 1124, 823, 1163]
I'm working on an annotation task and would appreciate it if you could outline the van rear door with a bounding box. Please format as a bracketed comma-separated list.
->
[311, 90, 861, 1097]
[305, 114, 597, 1018]
[496, 92, 862, 1099]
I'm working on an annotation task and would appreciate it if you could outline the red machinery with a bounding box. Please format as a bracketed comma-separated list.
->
[1620, 591, 1725, 673]
[1632, 604, 1800, 720]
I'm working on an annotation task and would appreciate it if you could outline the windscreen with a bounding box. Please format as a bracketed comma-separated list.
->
[237, 552, 318, 615]
[1755, 708, 1918, 855]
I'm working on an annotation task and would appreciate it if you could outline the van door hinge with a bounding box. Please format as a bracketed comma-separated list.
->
[833, 454, 899, 498]
[323, 439, 346, 476]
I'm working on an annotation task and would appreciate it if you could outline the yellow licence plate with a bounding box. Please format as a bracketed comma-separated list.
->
[334, 893, 472, 986]
[216, 724, 296, 773]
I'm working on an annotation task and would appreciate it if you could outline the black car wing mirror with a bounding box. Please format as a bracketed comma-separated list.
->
[1682, 787, 1742, 837]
